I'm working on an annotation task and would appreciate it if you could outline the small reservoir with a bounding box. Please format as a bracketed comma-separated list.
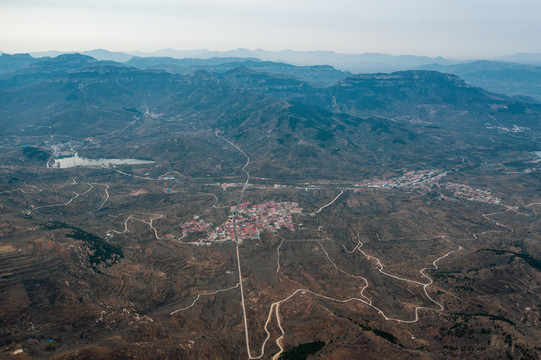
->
[51, 153, 154, 168]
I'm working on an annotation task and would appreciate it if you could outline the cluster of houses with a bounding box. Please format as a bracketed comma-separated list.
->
[351, 170, 502, 205]
[181, 201, 302, 245]
[181, 217, 212, 236]
[354, 170, 447, 191]
[442, 182, 501, 205]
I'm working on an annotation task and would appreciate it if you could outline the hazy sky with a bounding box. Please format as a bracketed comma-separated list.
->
[1, 0, 540, 58]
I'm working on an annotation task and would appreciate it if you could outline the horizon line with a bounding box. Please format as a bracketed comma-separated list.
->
[1, 47, 540, 61]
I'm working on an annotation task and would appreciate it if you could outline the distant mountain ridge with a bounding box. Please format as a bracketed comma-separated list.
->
[493, 52, 541, 64]
[125, 57, 350, 87]
[24, 48, 460, 73]
[15, 48, 541, 69]
[3, 51, 541, 100]
[128, 48, 460, 73]
[0, 53, 38, 75]
[419, 60, 541, 101]
[29, 49, 133, 62]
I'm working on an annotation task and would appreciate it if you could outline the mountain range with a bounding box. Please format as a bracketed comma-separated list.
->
[24, 48, 541, 68]
[1, 52, 539, 180]
[418, 60, 541, 101]
[4, 49, 541, 101]
[0, 51, 540, 359]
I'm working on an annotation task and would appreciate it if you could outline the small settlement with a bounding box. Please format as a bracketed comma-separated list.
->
[180, 201, 302, 245]
[441, 182, 501, 205]
[354, 170, 446, 192]
[354, 169, 501, 205]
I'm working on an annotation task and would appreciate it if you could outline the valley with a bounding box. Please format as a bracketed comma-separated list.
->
[0, 54, 540, 359]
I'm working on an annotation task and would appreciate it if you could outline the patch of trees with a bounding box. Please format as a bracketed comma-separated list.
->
[348, 317, 400, 345]
[43, 222, 123, 268]
[279, 340, 325, 360]
[448, 312, 515, 327]
[22, 146, 49, 162]
[476, 249, 541, 271]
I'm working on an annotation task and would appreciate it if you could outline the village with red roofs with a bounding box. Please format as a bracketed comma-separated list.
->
[180, 201, 302, 245]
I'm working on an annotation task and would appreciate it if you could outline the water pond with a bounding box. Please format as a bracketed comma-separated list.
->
[51, 153, 154, 168]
